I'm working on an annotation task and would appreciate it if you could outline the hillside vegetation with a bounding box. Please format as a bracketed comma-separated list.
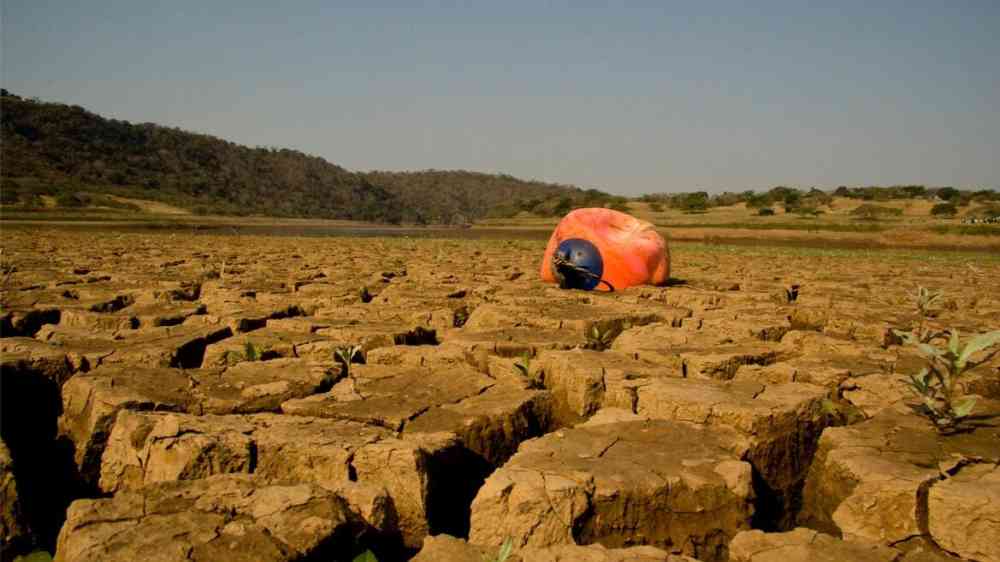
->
[0, 91, 612, 222]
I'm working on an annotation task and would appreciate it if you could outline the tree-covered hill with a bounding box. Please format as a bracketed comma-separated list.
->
[1, 91, 607, 222]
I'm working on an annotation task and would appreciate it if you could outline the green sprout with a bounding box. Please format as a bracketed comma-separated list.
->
[514, 352, 532, 378]
[893, 328, 1000, 432]
[453, 305, 470, 328]
[909, 324, 947, 344]
[352, 550, 378, 562]
[223, 341, 265, 365]
[13, 551, 54, 562]
[359, 286, 373, 303]
[584, 322, 619, 351]
[785, 284, 800, 304]
[334, 344, 364, 377]
[819, 397, 866, 426]
[915, 286, 942, 317]
[243, 341, 262, 361]
[482, 537, 514, 562]
[514, 352, 543, 389]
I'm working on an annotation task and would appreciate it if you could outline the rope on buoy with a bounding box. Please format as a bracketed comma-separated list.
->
[552, 254, 615, 292]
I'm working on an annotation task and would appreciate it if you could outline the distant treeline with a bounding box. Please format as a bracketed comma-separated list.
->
[640, 185, 999, 214]
[4, 91, 995, 222]
[0, 90, 615, 223]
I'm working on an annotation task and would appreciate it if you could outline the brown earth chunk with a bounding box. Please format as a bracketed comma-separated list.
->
[469, 416, 753, 562]
[281, 364, 493, 431]
[927, 462, 1000, 562]
[728, 528, 900, 562]
[60, 360, 335, 483]
[630, 377, 829, 527]
[799, 400, 1000, 546]
[55, 475, 359, 562]
[412, 533, 691, 562]
[535, 349, 677, 425]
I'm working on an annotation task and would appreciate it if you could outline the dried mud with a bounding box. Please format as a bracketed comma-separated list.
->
[1, 228, 998, 561]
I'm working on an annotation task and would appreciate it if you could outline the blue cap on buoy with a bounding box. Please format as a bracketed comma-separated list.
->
[552, 238, 604, 291]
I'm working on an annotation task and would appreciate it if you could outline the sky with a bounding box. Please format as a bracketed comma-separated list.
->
[2, 1, 998, 195]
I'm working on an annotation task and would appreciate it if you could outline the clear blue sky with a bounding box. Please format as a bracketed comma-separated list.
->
[3, 1, 998, 195]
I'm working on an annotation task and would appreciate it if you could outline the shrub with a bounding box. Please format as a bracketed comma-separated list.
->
[791, 206, 822, 216]
[672, 192, 709, 211]
[744, 193, 772, 209]
[710, 192, 743, 207]
[782, 192, 802, 211]
[55, 192, 88, 207]
[970, 203, 1000, 219]
[805, 188, 833, 206]
[936, 187, 960, 201]
[851, 204, 903, 221]
[607, 199, 630, 213]
[485, 204, 519, 219]
[757, 208, 775, 216]
[552, 197, 573, 216]
[930, 203, 958, 217]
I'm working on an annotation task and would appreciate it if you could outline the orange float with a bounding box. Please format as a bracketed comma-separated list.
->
[539, 208, 670, 292]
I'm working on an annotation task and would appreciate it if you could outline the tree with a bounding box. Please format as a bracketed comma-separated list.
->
[552, 197, 573, 216]
[937, 187, 960, 201]
[673, 192, 709, 211]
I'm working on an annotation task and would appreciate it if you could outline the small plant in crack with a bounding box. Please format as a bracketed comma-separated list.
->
[784, 284, 800, 304]
[359, 286, 373, 304]
[819, 396, 866, 426]
[243, 341, 262, 361]
[915, 286, 942, 318]
[453, 305, 470, 328]
[893, 328, 1000, 433]
[334, 344, 365, 377]
[12, 550, 53, 562]
[352, 550, 378, 562]
[482, 537, 514, 562]
[223, 341, 266, 365]
[899, 324, 947, 345]
[514, 352, 543, 389]
[584, 322, 619, 351]
[886, 289, 947, 345]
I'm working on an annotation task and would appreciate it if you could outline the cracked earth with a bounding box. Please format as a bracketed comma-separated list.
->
[1, 229, 998, 561]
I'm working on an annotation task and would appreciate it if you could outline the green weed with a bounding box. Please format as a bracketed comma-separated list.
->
[483, 537, 515, 562]
[359, 286, 373, 303]
[243, 341, 261, 361]
[584, 322, 619, 351]
[334, 345, 364, 377]
[785, 284, 800, 304]
[514, 353, 543, 389]
[13, 551, 53, 562]
[915, 286, 941, 317]
[893, 328, 1000, 432]
[223, 341, 266, 365]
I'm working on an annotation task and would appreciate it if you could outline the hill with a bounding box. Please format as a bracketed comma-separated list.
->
[0, 91, 609, 222]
